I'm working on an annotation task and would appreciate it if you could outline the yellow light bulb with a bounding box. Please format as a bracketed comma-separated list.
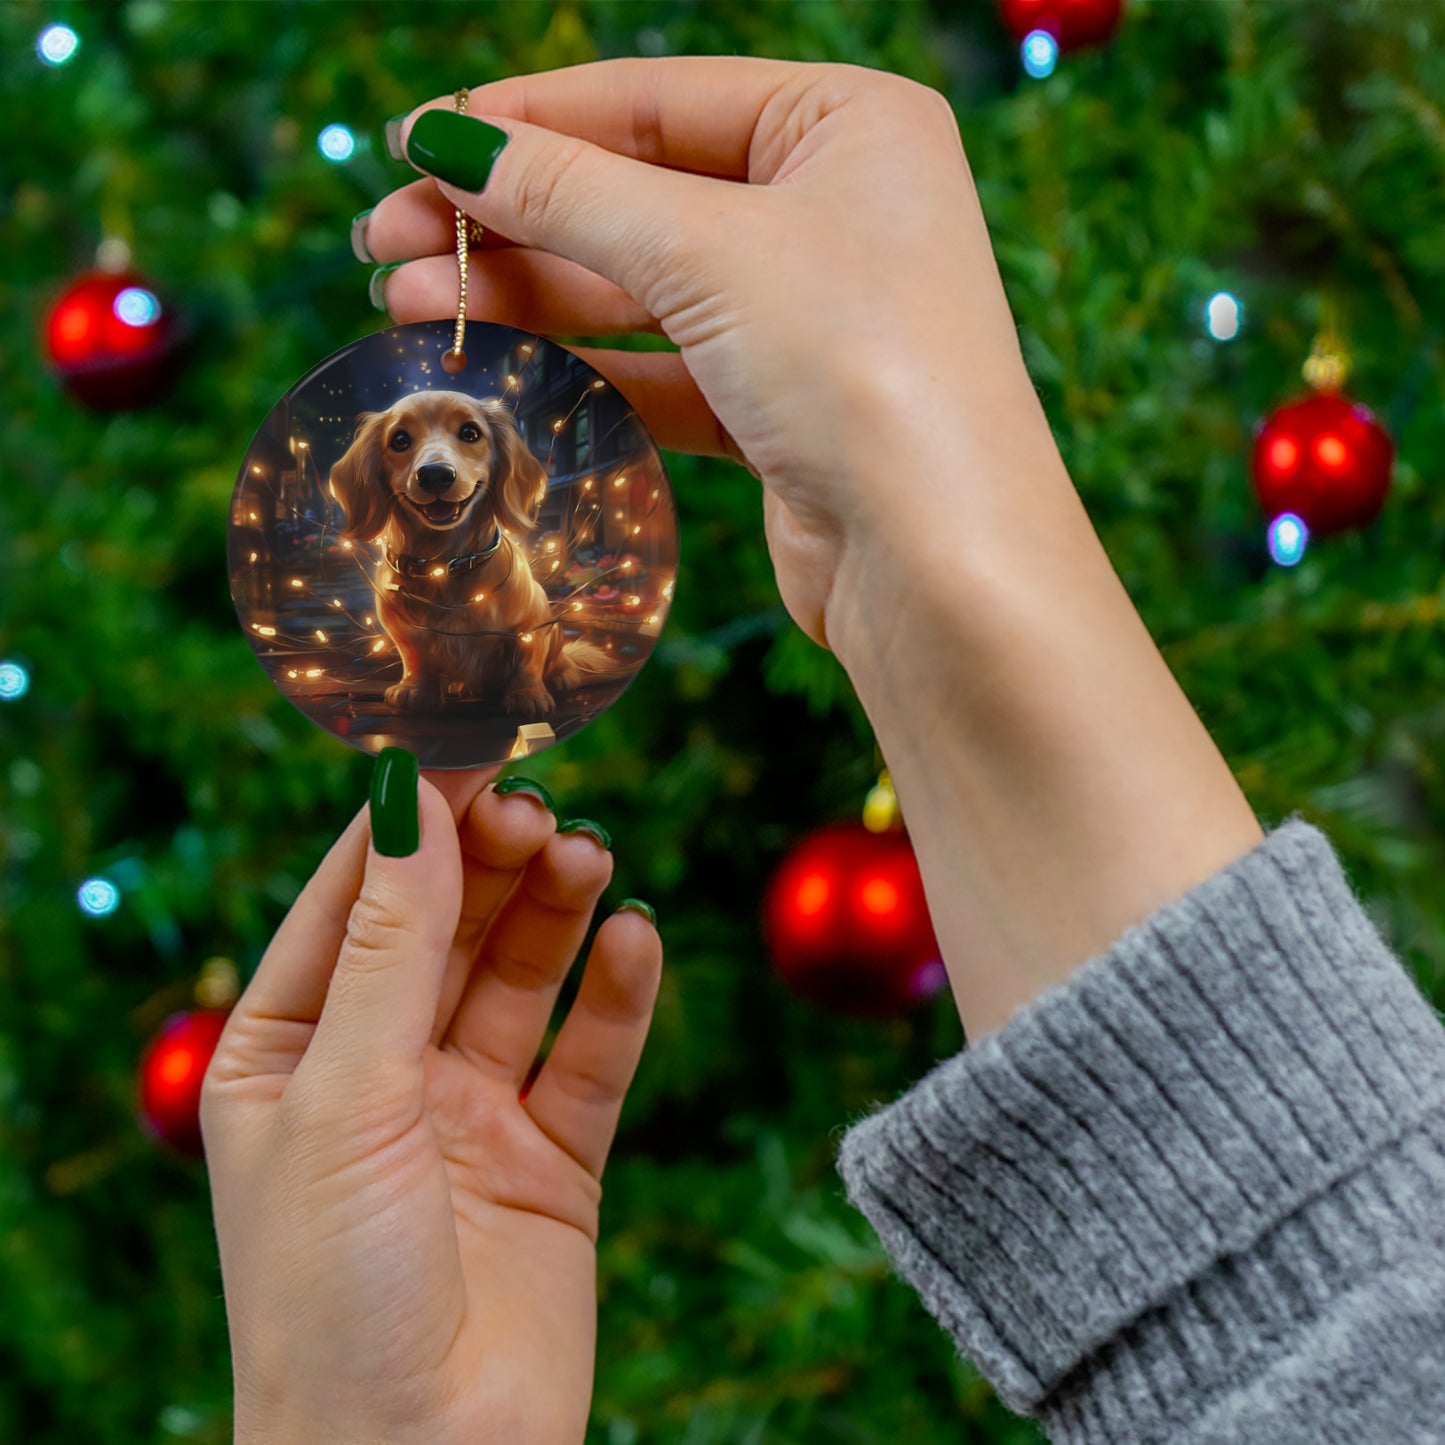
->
[249, 552, 258, 563]
[315, 630, 328, 642]
[289, 578, 304, 588]
[571, 601, 583, 611]
[341, 540, 353, 550]
[371, 639, 385, 653]
[305, 668, 322, 678]
[631, 525, 642, 535]
[431, 565, 445, 578]
[520, 631, 533, 643]
[253, 625, 276, 637]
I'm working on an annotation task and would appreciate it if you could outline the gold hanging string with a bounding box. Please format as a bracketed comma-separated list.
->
[442, 87, 479, 374]
[1302, 292, 1350, 393]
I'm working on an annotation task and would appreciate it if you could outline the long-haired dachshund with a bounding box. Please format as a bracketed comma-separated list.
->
[328, 389, 612, 716]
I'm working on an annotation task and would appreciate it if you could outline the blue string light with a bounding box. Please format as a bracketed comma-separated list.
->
[1021, 30, 1059, 79]
[1267, 512, 1309, 567]
[114, 287, 162, 327]
[78, 878, 121, 918]
[0, 660, 29, 701]
[37, 24, 79, 66]
[318, 124, 356, 162]
[1205, 291, 1242, 342]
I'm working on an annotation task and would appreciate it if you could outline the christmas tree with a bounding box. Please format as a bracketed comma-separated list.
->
[2, 3, 1443, 1442]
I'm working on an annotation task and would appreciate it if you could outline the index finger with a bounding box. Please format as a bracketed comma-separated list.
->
[398, 54, 810, 182]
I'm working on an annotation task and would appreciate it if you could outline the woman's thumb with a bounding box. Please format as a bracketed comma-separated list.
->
[396, 106, 731, 314]
[303, 750, 462, 1088]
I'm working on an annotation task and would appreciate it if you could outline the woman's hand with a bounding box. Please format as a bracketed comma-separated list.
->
[361, 56, 1059, 656]
[201, 761, 661, 1445]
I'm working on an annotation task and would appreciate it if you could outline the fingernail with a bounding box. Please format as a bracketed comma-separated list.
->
[350, 208, 375, 264]
[493, 775, 555, 813]
[405, 110, 510, 192]
[616, 898, 656, 926]
[558, 817, 612, 850]
[370, 747, 420, 857]
[384, 113, 409, 162]
[369, 261, 404, 312]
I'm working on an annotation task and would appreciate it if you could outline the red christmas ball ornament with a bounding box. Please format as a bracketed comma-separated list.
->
[1251, 392, 1394, 537]
[44, 269, 183, 410]
[763, 821, 946, 1017]
[998, 0, 1124, 50]
[137, 1008, 230, 1157]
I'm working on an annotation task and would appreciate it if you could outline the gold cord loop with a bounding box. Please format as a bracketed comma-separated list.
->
[442, 87, 477, 374]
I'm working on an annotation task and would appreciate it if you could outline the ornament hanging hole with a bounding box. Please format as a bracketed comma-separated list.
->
[442, 349, 466, 374]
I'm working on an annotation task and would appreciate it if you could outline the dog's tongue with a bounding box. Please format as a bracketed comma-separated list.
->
[423, 500, 459, 523]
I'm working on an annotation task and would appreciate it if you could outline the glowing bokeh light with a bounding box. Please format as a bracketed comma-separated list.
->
[1021, 30, 1059, 79]
[1316, 434, 1347, 468]
[1267, 512, 1309, 567]
[794, 872, 831, 918]
[1268, 436, 1299, 475]
[37, 24, 79, 65]
[318, 124, 356, 162]
[859, 876, 901, 918]
[78, 877, 121, 917]
[0, 661, 29, 701]
[114, 287, 161, 327]
[1205, 291, 1242, 341]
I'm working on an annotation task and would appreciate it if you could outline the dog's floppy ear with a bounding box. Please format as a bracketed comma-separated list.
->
[480, 398, 548, 535]
[328, 412, 391, 542]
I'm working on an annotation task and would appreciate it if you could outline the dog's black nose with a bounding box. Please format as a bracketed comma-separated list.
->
[415, 463, 457, 495]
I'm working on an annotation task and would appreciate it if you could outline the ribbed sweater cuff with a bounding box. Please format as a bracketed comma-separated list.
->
[836, 817, 1445, 1433]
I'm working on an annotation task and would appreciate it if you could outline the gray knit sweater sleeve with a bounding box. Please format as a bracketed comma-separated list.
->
[836, 817, 1445, 1443]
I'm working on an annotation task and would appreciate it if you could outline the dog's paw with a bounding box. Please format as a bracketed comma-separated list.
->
[385, 680, 435, 711]
[504, 682, 557, 718]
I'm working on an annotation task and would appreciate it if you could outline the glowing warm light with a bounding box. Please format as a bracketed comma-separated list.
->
[364, 616, 374, 627]
[158, 1047, 195, 1087]
[1021, 29, 1058, 78]
[287, 669, 299, 679]
[77, 878, 120, 917]
[550, 560, 560, 570]
[620, 560, 633, 571]
[582, 481, 593, 491]
[613, 475, 626, 487]
[506, 373, 517, 385]
[1205, 291, 1242, 341]
[1268, 436, 1299, 474]
[305, 668, 323, 678]
[473, 592, 486, 603]
[318, 124, 356, 162]
[624, 594, 641, 607]
[1267, 512, 1309, 567]
[520, 631, 533, 643]
[431, 565, 446, 578]
[341, 540, 353, 550]
[614, 510, 623, 520]
[314, 630, 328, 642]
[248, 511, 258, 522]
[251, 464, 263, 475]
[1316, 434, 1347, 468]
[331, 598, 342, 608]
[663, 580, 675, 599]
[647, 614, 659, 625]
[520, 344, 533, 354]
[571, 601, 583, 611]
[632, 525, 642, 535]
[37, 24, 79, 66]
[544, 539, 558, 552]
[794, 873, 831, 918]
[553, 420, 564, 432]
[860, 876, 901, 917]
[249, 552, 257, 563]
[371, 639, 386, 653]
[592, 379, 606, 390]
[252, 625, 276, 637]
[651, 489, 660, 499]
[289, 578, 304, 588]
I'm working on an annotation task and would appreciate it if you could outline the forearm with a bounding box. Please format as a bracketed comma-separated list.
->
[826, 386, 1262, 1040]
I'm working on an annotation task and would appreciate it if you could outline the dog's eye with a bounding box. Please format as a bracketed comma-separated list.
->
[389, 429, 412, 453]
[459, 422, 482, 443]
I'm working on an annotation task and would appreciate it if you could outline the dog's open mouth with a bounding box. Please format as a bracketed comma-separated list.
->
[403, 491, 478, 527]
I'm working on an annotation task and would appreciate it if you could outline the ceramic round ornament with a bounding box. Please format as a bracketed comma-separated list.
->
[227, 318, 679, 768]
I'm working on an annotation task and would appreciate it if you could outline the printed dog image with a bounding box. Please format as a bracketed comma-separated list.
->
[328, 390, 617, 717]
[229, 320, 678, 769]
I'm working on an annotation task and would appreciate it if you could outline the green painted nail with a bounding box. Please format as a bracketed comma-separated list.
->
[384, 113, 409, 162]
[494, 775, 556, 813]
[617, 898, 656, 926]
[350, 208, 375, 264]
[370, 747, 419, 857]
[558, 818, 612, 850]
[368, 261, 404, 312]
[405, 110, 510, 192]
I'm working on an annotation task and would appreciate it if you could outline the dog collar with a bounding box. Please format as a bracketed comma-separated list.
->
[386, 524, 502, 580]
